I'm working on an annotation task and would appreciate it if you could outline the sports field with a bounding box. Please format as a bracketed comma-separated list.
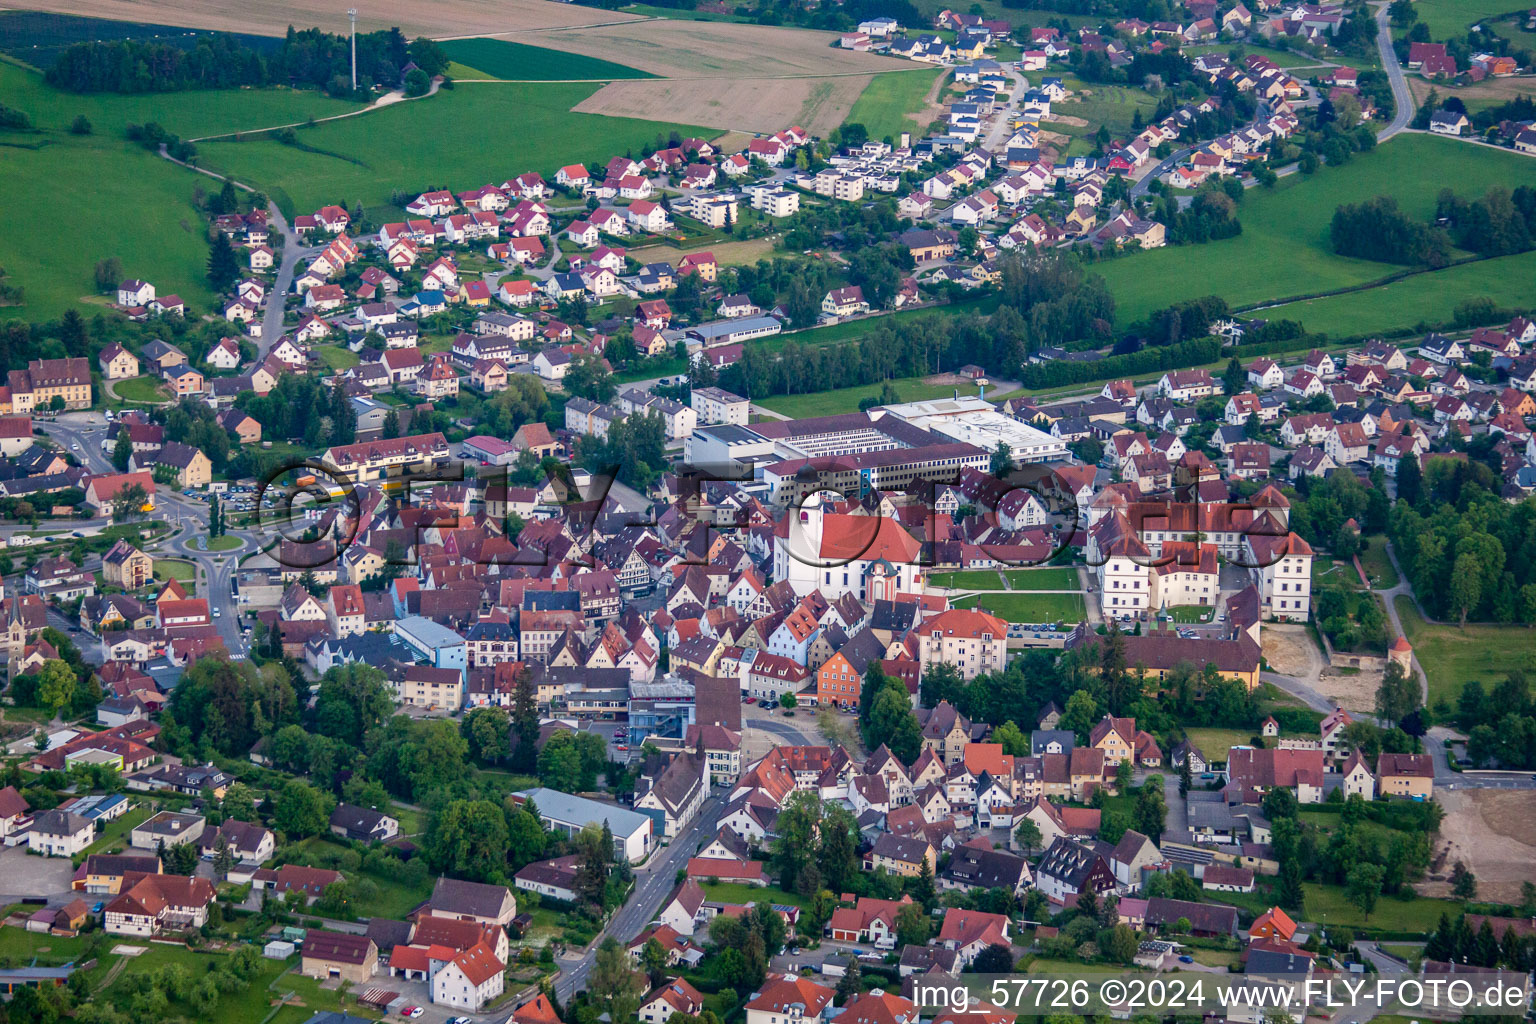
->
[1096, 134, 1536, 329]
[196, 82, 713, 214]
[845, 68, 945, 143]
[756, 374, 986, 418]
[954, 591, 1087, 623]
[440, 38, 654, 80]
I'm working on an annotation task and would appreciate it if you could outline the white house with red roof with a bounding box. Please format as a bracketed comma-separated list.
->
[406, 190, 457, 217]
[627, 201, 670, 233]
[555, 164, 590, 188]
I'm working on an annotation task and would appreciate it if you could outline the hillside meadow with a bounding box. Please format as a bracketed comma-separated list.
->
[1095, 133, 1536, 328]
[195, 82, 714, 215]
[845, 68, 944, 143]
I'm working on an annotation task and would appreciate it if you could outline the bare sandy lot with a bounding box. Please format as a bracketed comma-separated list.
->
[1262, 624, 1322, 677]
[575, 73, 875, 133]
[1425, 788, 1536, 904]
[518, 20, 898, 78]
[7, 0, 637, 39]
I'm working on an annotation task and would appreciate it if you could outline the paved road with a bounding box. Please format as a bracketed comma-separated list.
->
[553, 792, 724, 1002]
[1374, 2, 1415, 141]
[39, 414, 251, 654]
[259, 202, 318, 360]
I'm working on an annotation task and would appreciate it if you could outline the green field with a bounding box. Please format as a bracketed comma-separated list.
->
[1255, 249, 1536, 338]
[0, 59, 363, 140]
[845, 69, 944, 143]
[620, 3, 755, 20]
[205, 534, 242, 551]
[1297, 882, 1453, 932]
[954, 591, 1087, 623]
[931, 569, 1007, 589]
[1095, 134, 1536, 329]
[439, 38, 654, 80]
[756, 373, 985, 418]
[1406, 0, 1527, 40]
[1004, 567, 1080, 590]
[1054, 75, 1160, 137]
[196, 82, 712, 214]
[0, 60, 369, 319]
[1181, 726, 1252, 761]
[699, 880, 807, 908]
[1395, 595, 1536, 707]
[154, 558, 196, 583]
[0, 134, 220, 319]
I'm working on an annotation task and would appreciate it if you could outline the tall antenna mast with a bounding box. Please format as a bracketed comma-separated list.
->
[348, 9, 358, 91]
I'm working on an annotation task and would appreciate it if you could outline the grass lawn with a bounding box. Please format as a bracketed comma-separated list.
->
[1180, 43, 1326, 69]
[112, 376, 169, 403]
[206, 535, 242, 551]
[195, 83, 712, 214]
[312, 345, 361, 371]
[756, 373, 985, 418]
[1094, 134, 1536, 329]
[439, 38, 655, 80]
[1256, 248, 1536, 338]
[153, 558, 196, 585]
[1165, 605, 1217, 623]
[954, 591, 1087, 623]
[699, 880, 807, 908]
[1299, 882, 1453, 933]
[82, 804, 153, 856]
[1189, 948, 1242, 968]
[1004, 567, 1080, 590]
[102, 946, 299, 1024]
[845, 68, 944, 144]
[1394, 595, 1536, 708]
[931, 569, 1006, 590]
[1359, 538, 1399, 589]
[1181, 726, 1254, 761]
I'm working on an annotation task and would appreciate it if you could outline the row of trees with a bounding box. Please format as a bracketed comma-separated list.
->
[1435, 186, 1536, 258]
[1389, 481, 1536, 626]
[47, 27, 448, 96]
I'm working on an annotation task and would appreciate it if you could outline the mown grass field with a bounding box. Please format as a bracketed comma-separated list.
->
[113, 376, 169, 402]
[1095, 134, 1536, 329]
[0, 58, 363, 140]
[931, 569, 1007, 589]
[440, 38, 655, 79]
[1256, 248, 1536, 338]
[1405, 0, 1527, 40]
[755, 373, 983, 418]
[1004, 567, 1080, 590]
[196, 82, 712, 214]
[954, 591, 1087, 623]
[1054, 74, 1160, 137]
[845, 68, 943, 143]
[1395, 595, 1536, 708]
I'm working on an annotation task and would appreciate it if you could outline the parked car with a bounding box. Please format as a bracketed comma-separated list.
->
[1178, 955, 1194, 964]
[402, 1009, 424, 1020]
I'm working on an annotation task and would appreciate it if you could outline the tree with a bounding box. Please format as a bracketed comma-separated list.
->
[590, 938, 645, 1024]
[1133, 779, 1167, 841]
[909, 855, 936, 909]
[94, 257, 121, 293]
[314, 664, 393, 746]
[640, 938, 670, 987]
[424, 798, 510, 883]
[894, 900, 930, 947]
[1450, 860, 1477, 900]
[505, 806, 547, 870]
[207, 232, 240, 290]
[510, 667, 540, 772]
[1223, 356, 1244, 395]
[1375, 661, 1419, 727]
[1104, 923, 1139, 964]
[779, 691, 798, 710]
[273, 780, 333, 837]
[114, 482, 149, 520]
[1450, 551, 1483, 626]
[404, 68, 431, 96]
[1345, 863, 1384, 920]
[69, 114, 92, 135]
[463, 707, 510, 764]
[835, 959, 863, 1003]
[969, 943, 1014, 973]
[37, 660, 76, 719]
[993, 720, 1028, 756]
[1178, 755, 1192, 797]
[1014, 817, 1043, 854]
[111, 429, 132, 472]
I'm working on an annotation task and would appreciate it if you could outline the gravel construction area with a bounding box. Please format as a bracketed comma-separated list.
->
[1426, 788, 1536, 905]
